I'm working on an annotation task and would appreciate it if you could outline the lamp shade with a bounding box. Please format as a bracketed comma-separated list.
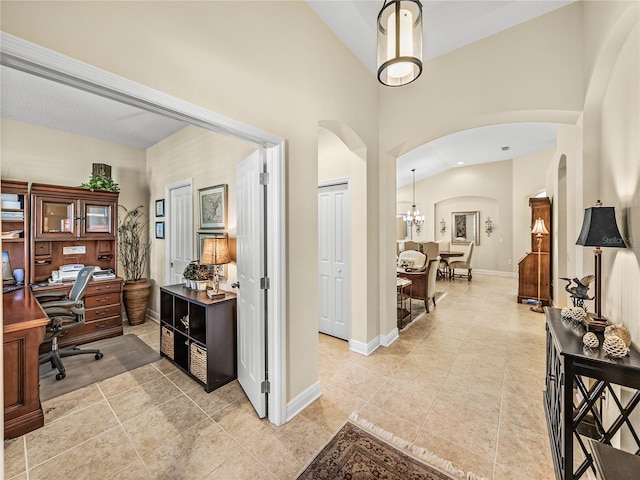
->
[531, 218, 549, 235]
[576, 204, 626, 248]
[377, 0, 423, 86]
[201, 237, 231, 265]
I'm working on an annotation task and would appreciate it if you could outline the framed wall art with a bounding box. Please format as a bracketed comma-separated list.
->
[155, 199, 165, 217]
[155, 221, 165, 239]
[198, 184, 228, 229]
[451, 211, 479, 245]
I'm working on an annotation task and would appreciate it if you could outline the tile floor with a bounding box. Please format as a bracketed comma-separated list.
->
[4, 274, 556, 479]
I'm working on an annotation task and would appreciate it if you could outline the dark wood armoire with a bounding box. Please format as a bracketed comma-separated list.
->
[517, 197, 552, 306]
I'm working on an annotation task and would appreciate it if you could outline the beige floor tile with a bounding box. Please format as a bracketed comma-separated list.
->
[298, 382, 366, 432]
[108, 375, 184, 423]
[28, 425, 138, 480]
[500, 389, 548, 435]
[203, 454, 278, 479]
[122, 394, 208, 455]
[106, 458, 153, 480]
[187, 379, 248, 417]
[355, 404, 422, 444]
[368, 376, 437, 424]
[41, 384, 104, 423]
[496, 420, 555, 480]
[3, 436, 26, 479]
[7, 473, 27, 480]
[25, 400, 119, 466]
[98, 363, 164, 398]
[164, 367, 204, 392]
[140, 419, 238, 480]
[326, 362, 386, 400]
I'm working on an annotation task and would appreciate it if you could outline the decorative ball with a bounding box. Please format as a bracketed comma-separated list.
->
[583, 332, 599, 348]
[603, 335, 629, 358]
[561, 307, 572, 320]
[571, 307, 587, 323]
[604, 324, 632, 348]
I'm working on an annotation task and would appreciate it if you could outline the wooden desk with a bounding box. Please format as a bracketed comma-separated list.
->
[3, 287, 48, 439]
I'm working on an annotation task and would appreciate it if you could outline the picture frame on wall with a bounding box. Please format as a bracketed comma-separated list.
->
[198, 232, 227, 278]
[155, 221, 165, 239]
[155, 199, 165, 217]
[198, 184, 228, 229]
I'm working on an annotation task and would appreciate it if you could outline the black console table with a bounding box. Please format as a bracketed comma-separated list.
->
[544, 307, 640, 479]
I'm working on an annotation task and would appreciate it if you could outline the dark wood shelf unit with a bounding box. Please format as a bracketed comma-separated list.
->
[544, 307, 640, 479]
[160, 284, 237, 392]
[518, 197, 552, 305]
[1, 180, 30, 284]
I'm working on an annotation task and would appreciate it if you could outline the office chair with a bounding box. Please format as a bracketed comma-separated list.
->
[36, 266, 103, 380]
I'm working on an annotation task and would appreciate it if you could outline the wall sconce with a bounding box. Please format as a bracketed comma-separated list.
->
[485, 217, 493, 236]
[440, 218, 446, 236]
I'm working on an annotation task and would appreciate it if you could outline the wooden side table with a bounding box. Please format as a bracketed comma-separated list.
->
[396, 277, 412, 329]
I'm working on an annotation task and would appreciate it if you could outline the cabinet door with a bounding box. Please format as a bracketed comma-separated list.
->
[33, 195, 78, 240]
[80, 200, 116, 239]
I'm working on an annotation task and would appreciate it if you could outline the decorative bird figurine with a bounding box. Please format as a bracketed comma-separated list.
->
[560, 275, 595, 299]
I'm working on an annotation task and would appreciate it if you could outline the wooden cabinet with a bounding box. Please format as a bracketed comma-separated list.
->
[518, 197, 552, 305]
[544, 308, 640, 479]
[30, 183, 118, 283]
[34, 278, 123, 353]
[160, 284, 237, 392]
[1, 180, 29, 284]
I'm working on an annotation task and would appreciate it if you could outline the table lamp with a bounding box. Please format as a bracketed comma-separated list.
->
[530, 217, 549, 313]
[576, 200, 626, 321]
[201, 236, 231, 299]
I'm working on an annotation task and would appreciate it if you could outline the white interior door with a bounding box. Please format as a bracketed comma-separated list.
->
[236, 150, 266, 417]
[318, 182, 350, 340]
[167, 181, 193, 284]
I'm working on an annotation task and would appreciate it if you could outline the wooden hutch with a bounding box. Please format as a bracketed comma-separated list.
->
[518, 197, 552, 306]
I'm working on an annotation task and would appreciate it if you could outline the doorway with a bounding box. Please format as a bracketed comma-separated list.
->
[318, 181, 351, 340]
[0, 33, 287, 425]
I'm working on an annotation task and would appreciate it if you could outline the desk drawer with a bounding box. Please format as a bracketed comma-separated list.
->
[84, 294, 120, 309]
[86, 281, 122, 295]
[86, 305, 121, 322]
[61, 315, 121, 338]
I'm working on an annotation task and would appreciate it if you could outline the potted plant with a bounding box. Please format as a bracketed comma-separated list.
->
[80, 173, 120, 192]
[118, 205, 152, 325]
[183, 261, 198, 289]
[194, 264, 211, 291]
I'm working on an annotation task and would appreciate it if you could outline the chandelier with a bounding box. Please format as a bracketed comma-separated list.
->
[404, 169, 424, 236]
[377, 0, 423, 87]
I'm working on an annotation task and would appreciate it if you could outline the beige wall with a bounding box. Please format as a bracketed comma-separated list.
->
[1, 1, 380, 403]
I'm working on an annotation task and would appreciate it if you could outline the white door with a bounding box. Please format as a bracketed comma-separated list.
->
[318, 182, 350, 340]
[236, 150, 266, 417]
[167, 181, 193, 284]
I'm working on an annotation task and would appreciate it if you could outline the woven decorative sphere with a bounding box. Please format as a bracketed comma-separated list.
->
[603, 335, 629, 358]
[583, 332, 599, 348]
[604, 324, 632, 348]
[561, 307, 572, 320]
[571, 307, 587, 323]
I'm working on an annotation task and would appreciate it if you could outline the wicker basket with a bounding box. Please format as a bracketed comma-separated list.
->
[189, 342, 207, 384]
[160, 326, 174, 360]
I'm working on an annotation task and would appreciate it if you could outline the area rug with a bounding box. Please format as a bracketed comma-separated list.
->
[297, 412, 486, 480]
[39, 334, 161, 401]
[402, 291, 447, 329]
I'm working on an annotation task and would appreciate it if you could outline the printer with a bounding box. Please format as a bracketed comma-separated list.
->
[50, 264, 115, 283]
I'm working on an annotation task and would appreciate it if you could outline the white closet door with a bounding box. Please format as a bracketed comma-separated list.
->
[318, 182, 350, 340]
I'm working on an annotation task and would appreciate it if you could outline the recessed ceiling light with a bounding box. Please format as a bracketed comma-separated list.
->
[501, 146, 510, 151]
[457, 161, 464, 165]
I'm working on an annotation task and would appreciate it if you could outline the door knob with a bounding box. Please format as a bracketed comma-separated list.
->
[231, 282, 240, 289]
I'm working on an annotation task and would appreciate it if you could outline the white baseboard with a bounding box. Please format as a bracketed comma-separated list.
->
[349, 336, 379, 356]
[380, 328, 399, 347]
[473, 269, 517, 278]
[286, 381, 322, 422]
[146, 308, 160, 322]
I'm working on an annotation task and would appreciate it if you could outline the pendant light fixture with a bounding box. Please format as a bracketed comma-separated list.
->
[377, 0, 423, 87]
[404, 169, 424, 238]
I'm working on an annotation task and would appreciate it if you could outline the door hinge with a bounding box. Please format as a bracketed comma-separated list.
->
[259, 172, 269, 185]
[260, 277, 270, 290]
[261, 380, 270, 393]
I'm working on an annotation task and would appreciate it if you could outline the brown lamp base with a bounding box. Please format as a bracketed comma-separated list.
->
[530, 304, 545, 313]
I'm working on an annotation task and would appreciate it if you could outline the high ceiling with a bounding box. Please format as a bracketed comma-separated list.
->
[1, 1, 573, 182]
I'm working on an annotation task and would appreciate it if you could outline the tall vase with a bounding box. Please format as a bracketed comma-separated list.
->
[123, 279, 151, 325]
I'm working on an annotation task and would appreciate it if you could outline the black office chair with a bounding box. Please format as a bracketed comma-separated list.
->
[36, 266, 103, 380]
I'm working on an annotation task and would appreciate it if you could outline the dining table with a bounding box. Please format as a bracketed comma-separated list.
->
[437, 250, 464, 279]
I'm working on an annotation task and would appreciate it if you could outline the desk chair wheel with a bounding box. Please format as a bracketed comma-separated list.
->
[56, 372, 66, 381]
[95, 353, 103, 360]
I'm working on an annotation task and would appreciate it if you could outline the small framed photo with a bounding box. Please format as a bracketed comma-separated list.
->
[198, 232, 227, 277]
[198, 184, 228, 229]
[155, 199, 165, 217]
[155, 221, 165, 239]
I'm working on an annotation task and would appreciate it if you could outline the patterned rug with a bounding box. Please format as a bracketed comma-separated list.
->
[296, 418, 481, 480]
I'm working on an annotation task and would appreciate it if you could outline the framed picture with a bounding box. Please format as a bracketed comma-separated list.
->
[198, 184, 228, 229]
[155, 199, 165, 217]
[155, 221, 165, 239]
[198, 232, 227, 277]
